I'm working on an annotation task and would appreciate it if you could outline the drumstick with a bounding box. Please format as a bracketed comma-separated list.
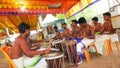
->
[45, 35, 52, 56]
[48, 35, 53, 48]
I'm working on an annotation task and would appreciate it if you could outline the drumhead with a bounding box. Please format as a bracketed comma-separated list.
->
[37, 47, 59, 51]
[44, 53, 64, 60]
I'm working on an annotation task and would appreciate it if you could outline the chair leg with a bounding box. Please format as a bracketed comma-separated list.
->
[108, 39, 112, 52]
[84, 48, 90, 63]
[105, 39, 111, 55]
[93, 44, 99, 56]
[115, 41, 120, 51]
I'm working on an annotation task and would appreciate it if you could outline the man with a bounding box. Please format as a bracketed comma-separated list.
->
[71, 20, 81, 38]
[95, 12, 118, 55]
[79, 17, 95, 39]
[73, 17, 95, 68]
[10, 22, 50, 68]
[92, 17, 103, 34]
[61, 23, 72, 40]
[103, 12, 115, 34]
[53, 26, 62, 40]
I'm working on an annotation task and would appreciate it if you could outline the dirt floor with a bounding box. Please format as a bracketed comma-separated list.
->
[65, 42, 120, 68]
[0, 42, 120, 68]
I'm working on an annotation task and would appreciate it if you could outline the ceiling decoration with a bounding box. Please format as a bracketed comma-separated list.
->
[0, 0, 79, 35]
[0, 0, 79, 15]
[48, 3, 62, 9]
[0, 15, 37, 34]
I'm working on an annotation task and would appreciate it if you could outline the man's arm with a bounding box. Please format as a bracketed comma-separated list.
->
[86, 27, 95, 39]
[29, 38, 44, 43]
[19, 39, 45, 57]
[99, 23, 104, 33]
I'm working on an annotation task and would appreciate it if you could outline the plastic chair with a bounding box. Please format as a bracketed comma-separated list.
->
[84, 48, 90, 63]
[0, 48, 16, 68]
[105, 38, 119, 55]
[84, 42, 99, 63]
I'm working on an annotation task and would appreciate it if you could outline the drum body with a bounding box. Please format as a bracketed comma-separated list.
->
[52, 40, 65, 52]
[44, 53, 64, 68]
[65, 41, 80, 65]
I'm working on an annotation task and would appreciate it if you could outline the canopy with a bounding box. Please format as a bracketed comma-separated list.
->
[0, 0, 79, 14]
[0, 0, 79, 34]
[41, 14, 58, 27]
[0, 15, 37, 33]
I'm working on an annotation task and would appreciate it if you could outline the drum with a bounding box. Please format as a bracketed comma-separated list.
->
[65, 40, 81, 65]
[52, 40, 65, 52]
[44, 53, 64, 68]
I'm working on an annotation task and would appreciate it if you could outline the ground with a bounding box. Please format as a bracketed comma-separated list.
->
[0, 42, 120, 68]
[65, 42, 120, 68]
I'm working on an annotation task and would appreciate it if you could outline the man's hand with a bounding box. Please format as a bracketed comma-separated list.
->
[45, 48, 50, 54]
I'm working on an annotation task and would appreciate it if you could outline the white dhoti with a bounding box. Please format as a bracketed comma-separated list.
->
[95, 33, 118, 55]
[76, 38, 94, 55]
[12, 56, 47, 68]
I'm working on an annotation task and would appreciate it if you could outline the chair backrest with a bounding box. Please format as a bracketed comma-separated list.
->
[0, 48, 16, 68]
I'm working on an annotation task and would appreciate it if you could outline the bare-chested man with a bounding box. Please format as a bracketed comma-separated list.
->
[71, 20, 81, 38]
[73, 17, 95, 68]
[11, 22, 50, 68]
[102, 12, 115, 34]
[92, 17, 103, 34]
[79, 17, 95, 39]
[94, 12, 118, 55]
[53, 26, 62, 40]
[61, 23, 72, 40]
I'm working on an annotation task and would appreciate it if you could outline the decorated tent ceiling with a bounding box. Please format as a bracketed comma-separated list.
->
[0, 15, 37, 34]
[0, 0, 79, 35]
[0, 0, 79, 15]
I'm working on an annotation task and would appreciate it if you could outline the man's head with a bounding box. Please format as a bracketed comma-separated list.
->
[78, 17, 87, 27]
[62, 23, 67, 29]
[71, 20, 77, 27]
[103, 12, 111, 21]
[18, 22, 30, 37]
[92, 17, 98, 25]
[54, 26, 58, 32]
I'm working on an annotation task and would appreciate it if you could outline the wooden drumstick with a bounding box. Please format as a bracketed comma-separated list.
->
[48, 35, 53, 48]
[45, 36, 52, 56]
[83, 31, 86, 37]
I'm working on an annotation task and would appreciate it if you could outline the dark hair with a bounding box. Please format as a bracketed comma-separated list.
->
[92, 17, 98, 21]
[54, 26, 58, 29]
[72, 20, 78, 24]
[18, 22, 30, 33]
[103, 12, 111, 17]
[78, 17, 87, 24]
[62, 23, 67, 25]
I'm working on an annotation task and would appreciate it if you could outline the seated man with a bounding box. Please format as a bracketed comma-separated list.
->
[95, 12, 118, 55]
[61, 23, 72, 40]
[92, 17, 103, 34]
[53, 26, 62, 40]
[73, 17, 95, 68]
[102, 12, 115, 34]
[10, 22, 50, 68]
[71, 20, 81, 39]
